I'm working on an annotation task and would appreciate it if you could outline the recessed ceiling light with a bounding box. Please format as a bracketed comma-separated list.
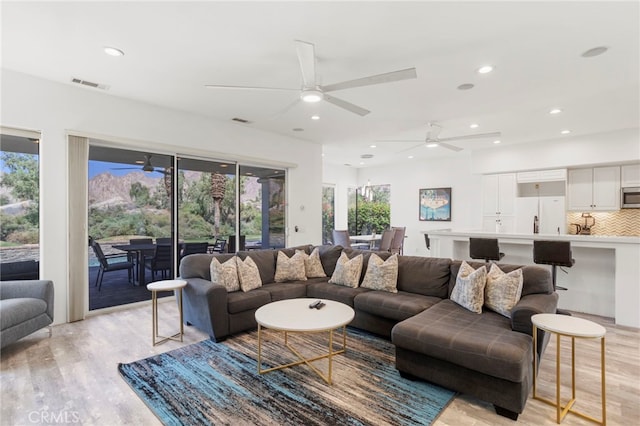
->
[457, 83, 474, 90]
[359, 162, 365, 165]
[103, 46, 124, 57]
[549, 108, 563, 115]
[470, 123, 479, 129]
[408, 155, 414, 159]
[493, 140, 501, 144]
[300, 90, 323, 103]
[426, 143, 439, 148]
[311, 115, 320, 120]
[581, 46, 608, 58]
[370, 144, 377, 148]
[561, 130, 571, 135]
[477, 65, 494, 74]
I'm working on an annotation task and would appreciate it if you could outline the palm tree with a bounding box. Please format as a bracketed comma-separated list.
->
[210, 173, 227, 236]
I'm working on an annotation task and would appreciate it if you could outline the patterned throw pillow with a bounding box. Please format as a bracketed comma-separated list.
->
[295, 248, 327, 278]
[328, 252, 363, 288]
[361, 253, 399, 293]
[484, 263, 524, 317]
[274, 251, 307, 282]
[236, 256, 262, 292]
[210, 257, 240, 292]
[451, 261, 487, 314]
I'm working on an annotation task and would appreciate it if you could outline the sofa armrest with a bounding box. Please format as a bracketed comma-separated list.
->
[511, 292, 559, 336]
[181, 277, 229, 341]
[0, 280, 54, 321]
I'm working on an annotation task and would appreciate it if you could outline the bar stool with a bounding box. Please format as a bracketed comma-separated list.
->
[533, 240, 575, 316]
[469, 238, 504, 263]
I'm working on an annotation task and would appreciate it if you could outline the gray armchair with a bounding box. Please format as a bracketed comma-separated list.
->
[0, 280, 54, 349]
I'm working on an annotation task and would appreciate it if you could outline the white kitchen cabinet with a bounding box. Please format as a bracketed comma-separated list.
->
[482, 173, 516, 232]
[568, 166, 620, 211]
[621, 164, 640, 187]
[516, 169, 566, 183]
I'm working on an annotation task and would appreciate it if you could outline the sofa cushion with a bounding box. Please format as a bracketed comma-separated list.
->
[274, 251, 307, 282]
[296, 248, 327, 278]
[449, 261, 553, 297]
[279, 244, 313, 257]
[0, 298, 47, 330]
[306, 282, 370, 307]
[329, 253, 363, 288]
[355, 291, 441, 322]
[262, 282, 308, 301]
[397, 256, 451, 298]
[450, 261, 487, 314]
[210, 257, 240, 292]
[226, 289, 271, 314]
[236, 256, 263, 292]
[343, 248, 392, 284]
[392, 299, 533, 383]
[485, 264, 524, 318]
[361, 253, 399, 293]
[237, 250, 277, 284]
[316, 245, 344, 276]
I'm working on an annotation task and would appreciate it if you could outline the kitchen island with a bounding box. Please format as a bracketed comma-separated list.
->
[425, 229, 640, 328]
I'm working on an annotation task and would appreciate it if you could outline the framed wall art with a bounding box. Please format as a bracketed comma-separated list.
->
[419, 187, 451, 221]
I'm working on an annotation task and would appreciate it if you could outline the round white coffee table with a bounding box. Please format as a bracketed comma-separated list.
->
[532, 313, 606, 425]
[147, 279, 187, 346]
[255, 298, 355, 384]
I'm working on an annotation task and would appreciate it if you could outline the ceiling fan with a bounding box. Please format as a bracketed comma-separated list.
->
[111, 154, 170, 174]
[380, 122, 501, 152]
[205, 40, 417, 116]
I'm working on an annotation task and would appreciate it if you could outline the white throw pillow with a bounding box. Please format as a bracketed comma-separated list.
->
[209, 257, 240, 292]
[450, 261, 487, 314]
[295, 248, 327, 278]
[361, 253, 398, 293]
[328, 252, 363, 288]
[236, 256, 262, 292]
[484, 263, 524, 317]
[274, 251, 307, 282]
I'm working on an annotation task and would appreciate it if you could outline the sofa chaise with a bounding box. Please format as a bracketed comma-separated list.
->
[178, 245, 557, 419]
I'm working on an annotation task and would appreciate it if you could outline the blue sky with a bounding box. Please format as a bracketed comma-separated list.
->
[89, 161, 166, 179]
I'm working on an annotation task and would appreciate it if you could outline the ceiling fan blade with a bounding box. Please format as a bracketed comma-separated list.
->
[396, 142, 427, 153]
[322, 67, 417, 93]
[375, 139, 423, 143]
[204, 84, 298, 92]
[262, 99, 301, 122]
[436, 131, 501, 142]
[323, 94, 370, 116]
[437, 142, 464, 152]
[294, 40, 317, 88]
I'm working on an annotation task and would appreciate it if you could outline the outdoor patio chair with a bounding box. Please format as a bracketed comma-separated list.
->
[145, 243, 173, 280]
[89, 237, 134, 291]
[181, 242, 209, 260]
[210, 238, 227, 253]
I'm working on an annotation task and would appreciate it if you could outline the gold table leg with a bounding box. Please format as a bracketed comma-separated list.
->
[151, 288, 184, 346]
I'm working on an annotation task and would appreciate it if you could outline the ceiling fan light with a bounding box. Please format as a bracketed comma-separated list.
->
[426, 143, 439, 148]
[301, 90, 323, 103]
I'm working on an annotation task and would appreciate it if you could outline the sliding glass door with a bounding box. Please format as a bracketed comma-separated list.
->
[239, 165, 286, 250]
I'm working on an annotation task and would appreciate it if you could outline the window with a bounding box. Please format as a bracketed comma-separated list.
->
[0, 132, 40, 276]
[322, 185, 335, 244]
[348, 183, 391, 235]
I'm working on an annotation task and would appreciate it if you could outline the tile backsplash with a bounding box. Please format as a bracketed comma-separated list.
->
[567, 210, 640, 236]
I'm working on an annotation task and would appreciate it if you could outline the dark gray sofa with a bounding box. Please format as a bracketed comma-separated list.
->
[178, 245, 557, 419]
[0, 280, 54, 349]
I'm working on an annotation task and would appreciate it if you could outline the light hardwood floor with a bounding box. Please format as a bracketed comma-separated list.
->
[1, 299, 638, 425]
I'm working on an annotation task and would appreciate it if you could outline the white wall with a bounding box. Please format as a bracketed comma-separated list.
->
[1, 70, 323, 324]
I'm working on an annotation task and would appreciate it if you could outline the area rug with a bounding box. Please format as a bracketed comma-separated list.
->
[118, 328, 456, 425]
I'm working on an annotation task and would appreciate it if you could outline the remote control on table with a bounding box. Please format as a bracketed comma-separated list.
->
[315, 302, 326, 309]
[309, 300, 322, 309]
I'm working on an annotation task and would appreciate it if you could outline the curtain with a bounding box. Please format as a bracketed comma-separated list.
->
[67, 135, 88, 322]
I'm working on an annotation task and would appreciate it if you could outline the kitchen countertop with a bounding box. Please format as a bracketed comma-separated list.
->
[424, 229, 640, 245]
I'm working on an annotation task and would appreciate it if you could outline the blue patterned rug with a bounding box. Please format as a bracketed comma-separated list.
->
[118, 328, 456, 425]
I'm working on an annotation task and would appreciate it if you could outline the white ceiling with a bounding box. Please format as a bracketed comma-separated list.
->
[2, 1, 638, 168]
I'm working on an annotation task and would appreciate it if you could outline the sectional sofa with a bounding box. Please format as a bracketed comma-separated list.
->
[179, 244, 558, 419]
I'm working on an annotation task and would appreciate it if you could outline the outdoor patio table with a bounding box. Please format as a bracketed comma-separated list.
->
[112, 243, 157, 286]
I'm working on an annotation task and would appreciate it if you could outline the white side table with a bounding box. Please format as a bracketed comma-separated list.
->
[146, 279, 187, 346]
[532, 313, 607, 425]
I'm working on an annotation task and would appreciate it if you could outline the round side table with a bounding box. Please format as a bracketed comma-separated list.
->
[532, 313, 606, 425]
[146, 279, 187, 346]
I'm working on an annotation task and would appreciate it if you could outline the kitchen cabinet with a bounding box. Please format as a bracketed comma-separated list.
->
[482, 173, 516, 232]
[516, 169, 567, 183]
[621, 164, 640, 187]
[567, 166, 620, 211]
